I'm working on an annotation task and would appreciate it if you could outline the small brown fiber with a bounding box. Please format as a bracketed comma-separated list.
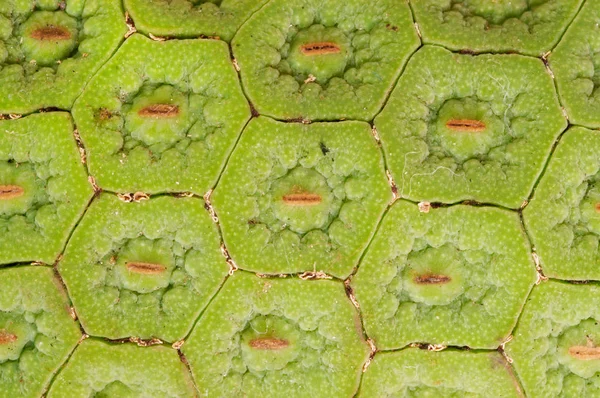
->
[569, 345, 600, 360]
[282, 193, 322, 206]
[249, 337, 289, 350]
[414, 274, 451, 285]
[0, 185, 24, 200]
[126, 262, 166, 275]
[300, 42, 341, 56]
[0, 330, 17, 345]
[445, 119, 486, 132]
[30, 26, 71, 41]
[138, 104, 180, 118]
[594, 203, 600, 213]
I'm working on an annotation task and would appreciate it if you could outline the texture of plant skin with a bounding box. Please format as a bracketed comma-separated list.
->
[182, 271, 369, 397]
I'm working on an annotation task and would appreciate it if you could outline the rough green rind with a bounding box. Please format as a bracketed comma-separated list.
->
[0, 0, 126, 114]
[0, 112, 93, 265]
[550, 0, 600, 128]
[506, 280, 600, 397]
[47, 339, 197, 397]
[72, 33, 250, 195]
[182, 271, 369, 397]
[232, 0, 420, 121]
[411, 0, 583, 56]
[360, 348, 522, 397]
[58, 194, 229, 343]
[352, 200, 536, 349]
[524, 127, 600, 280]
[124, 0, 269, 42]
[0, 266, 81, 398]
[375, 45, 567, 208]
[212, 116, 391, 278]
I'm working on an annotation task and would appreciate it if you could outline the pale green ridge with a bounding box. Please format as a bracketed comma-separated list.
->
[124, 0, 269, 42]
[352, 200, 536, 350]
[411, 0, 583, 56]
[72, 33, 250, 195]
[0, 112, 94, 265]
[47, 339, 197, 397]
[524, 127, 600, 280]
[182, 271, 369, 398]
[58, 194, 229, 343]
[550, 0, 600, 128]
[506, 280, 600, 397]
[212, 116, 392, 278]
[232, 0, 420, 121]
[375, 45, 567, 208]
[0, 0, 126, 114]
[0, 266, 81, 398]
[360, 348, 522, 397]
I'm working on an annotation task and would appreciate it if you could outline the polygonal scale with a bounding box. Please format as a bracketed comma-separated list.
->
[0, 0, 126, 113]
[58, 194, 229, 343]
[212, 116, 391, 278]
[550, 0, 600, 128]
[0, 266, 81, 398]
[124, 0, 269, 42]
[0, 113, 93, 265]
[232, 0, 420, 121]
[411, 0, 582, 56]
[72, 34, 250, 195]
[352, 200, 536, 349]
[506, 280, 600, 397]
[375, 45, 566, 208]
[47, 339, 196, 397]
[524, 127, 600, 280]
[360, 349, 522, 397]
[182, 271, 369, 397]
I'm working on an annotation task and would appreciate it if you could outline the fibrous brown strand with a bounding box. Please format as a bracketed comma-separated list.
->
[30, 26, 71, 41]
[126, 262, 167, 275]
[282, 193, 322, 206]
[249, 337, 289, 350]
[0, 185, 24, 199]
[445, 119, 486, 132]
[138, 104, 180, 118]
[300, 42, 341, 56]
[414, 274, 451, 285]
[569, 345, 600, 360]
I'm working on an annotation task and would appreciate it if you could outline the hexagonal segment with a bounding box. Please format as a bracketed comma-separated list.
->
[549, 0, 600, 128]
[212, 117, 391, 278]
[0, 266, 81, 398]
[72, 34, 250, 195]
[0, 112, 93, 265]
[58, 194, 229, 343]
[375, 45, 566, 208]
[232, 0, 420, 121]
[47, 339, 196, 397]
[411, 0, 582, 56]
[360, 349, 522, 397]
[0, 0, 126, 113]
[182, 271, 369, 397]
[352, 200, 536, 349]
[124, 0, 269, 42]
[506, 280, 600, 397]
[524, 127, 600, 280]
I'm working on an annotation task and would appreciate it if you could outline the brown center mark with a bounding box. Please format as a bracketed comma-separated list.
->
[126, 262, 167, 275]
[0, 330, 17, 345]
[446, 119, 486, 132]
[30, 26, 71, 41]
[138, 104, 180, 118]
[282, 193, 322, 206]
[0, 185, 24, 200]
[569, 345, 600, 360]
[249, 337, 289, 350]
[300, 42, 341, 56]
[414, 274, 451, 285]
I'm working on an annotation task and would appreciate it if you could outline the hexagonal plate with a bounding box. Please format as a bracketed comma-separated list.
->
[0, 266, 81, 398]
[360, 349, 522, 397]
[411, 0, 582, 56]
[212, 116, 391, 278]
[58, 194, 229, 343]
[72, 34, 250, 195]
[47, 339, 196, 397]
[0, 112, 93, 265]
[0, 0, 126, 114]
[182, 271, 369, 397]
[232, 0, 420, 121]
[375, 45, 567, 208]
[352, 200, 536, 349]
[524, 127, 600, 280]
[506, 280, 600, 397]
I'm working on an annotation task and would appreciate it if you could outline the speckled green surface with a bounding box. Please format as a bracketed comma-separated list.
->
[182, 271, 369, 397]
[72, 33, 250, 195]
[360, 348, 522, 397]
[0, 0, 126, 114]
[212, 116, 391, 278]
[47, 339, 197, 397]
[0, 266, 81, 398]
[0, 112, 93, 265]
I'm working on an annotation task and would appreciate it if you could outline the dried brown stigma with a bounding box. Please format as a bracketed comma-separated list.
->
[300, 42, 341, 56]
[0, 185, 24, 199]
[414, 274, 451, 285]
[138, 104, 180, 118]
[569, 345, 600, 360]
[0, 330, 18, 345]
[249, 337, 289, 350]
[445, 119, 486, 132]
[30, 26, 72, 41]
[594, 203, 600, 213]
[282, 193, 322, 206]
[126, 262, 167, 275]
